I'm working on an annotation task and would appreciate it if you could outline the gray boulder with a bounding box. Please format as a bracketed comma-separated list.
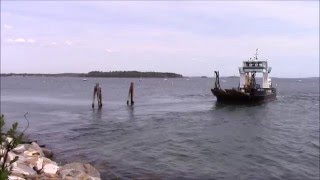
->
[58, 162, 101, 179]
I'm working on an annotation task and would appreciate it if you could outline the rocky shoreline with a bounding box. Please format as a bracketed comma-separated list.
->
[1, 136, 101, 180]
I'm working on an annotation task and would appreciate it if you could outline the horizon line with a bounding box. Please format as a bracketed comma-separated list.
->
[0, 72, 319, 79]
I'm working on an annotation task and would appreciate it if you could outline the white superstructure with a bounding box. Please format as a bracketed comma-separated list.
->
[238, 49, 272, 90]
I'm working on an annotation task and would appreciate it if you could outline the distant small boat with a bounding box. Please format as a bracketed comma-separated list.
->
[82, 79, 87, 81]
[164, 78, 168, 81]
[297, 79, 302, 82]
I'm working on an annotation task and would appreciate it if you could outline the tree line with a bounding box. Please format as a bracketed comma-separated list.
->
[83, 71, 183, 78]
[0, 71, 183, 78]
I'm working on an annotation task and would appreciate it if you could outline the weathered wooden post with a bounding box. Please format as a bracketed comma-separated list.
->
[92, 83, 98, 108]
[97, 85, 102, 109]
[127, 82, 134, 105]
[92, 83, 102, 108]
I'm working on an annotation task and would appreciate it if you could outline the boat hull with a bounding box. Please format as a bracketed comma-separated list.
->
[211, 88, 276, 104]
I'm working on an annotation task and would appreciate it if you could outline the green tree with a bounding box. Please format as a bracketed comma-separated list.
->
[0, 114, 23, 179]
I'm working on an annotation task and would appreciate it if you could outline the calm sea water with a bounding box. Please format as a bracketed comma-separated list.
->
[1, 76, 319, 179]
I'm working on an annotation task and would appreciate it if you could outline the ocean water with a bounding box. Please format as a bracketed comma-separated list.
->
[1, 76, 319, 179]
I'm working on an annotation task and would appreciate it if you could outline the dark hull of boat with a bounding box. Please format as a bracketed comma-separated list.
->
[211, 88, 277, 104]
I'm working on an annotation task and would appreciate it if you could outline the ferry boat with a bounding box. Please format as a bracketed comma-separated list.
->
[211, 49, 276, 104]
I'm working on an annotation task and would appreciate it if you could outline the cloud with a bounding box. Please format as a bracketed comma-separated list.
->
[6, 38, 36, 44]
[6, 39, 14, 43]
[50, 42, 58, 46]
[15, 38, 26, 43]
[64, 40, 73, 46]
[27, 39, 36, 43]
[4, 24, 13, 29]
[105, 49, 116, 53]
[7, 38, 26, 43]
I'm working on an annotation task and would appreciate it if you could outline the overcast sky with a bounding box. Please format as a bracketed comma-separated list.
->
[1, 1, 319, 77]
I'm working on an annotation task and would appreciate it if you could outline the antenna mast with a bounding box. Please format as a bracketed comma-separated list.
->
[254, 48, 258, 60]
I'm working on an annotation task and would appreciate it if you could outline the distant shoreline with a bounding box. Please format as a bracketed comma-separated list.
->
[0, 71, 183, 78]
[0, 73, 318, 79]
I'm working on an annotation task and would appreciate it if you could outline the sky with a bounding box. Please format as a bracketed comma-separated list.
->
[1, 1, 319, 77]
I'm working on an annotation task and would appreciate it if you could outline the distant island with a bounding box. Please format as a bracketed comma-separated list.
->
[0, 71, 183, 78]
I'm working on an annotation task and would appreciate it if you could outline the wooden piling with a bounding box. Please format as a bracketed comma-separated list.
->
[92, 83, 102, 108]
[127, 82, 134, 105]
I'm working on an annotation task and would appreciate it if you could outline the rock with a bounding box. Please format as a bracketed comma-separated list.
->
[42, 148, 53, 158]
[8, 175, 25, 180]
[42, 157, 57, 166]
[5, 152, 19, 168]
[83, 163, 101, 178]
[23, 156, 43, 170]
[18, 174, 39, 179]
[64, 173, 99, 180]
[3, 139, 101, 180]
[22, 173, 60, 180]
[13, 144, 30, 154]
[58, 162, 101, 179]
[7, 151, 19, 162]
[10, 172, 25, 179]
[27, 142, 45, 156]
[0, 148, 7, 156]
[23, 150, 41, 157]
[1, 135, 6, 146]
[24, 156, 39, 167]
[17, 154, 27, 162]
[36, 157, 44, 170]
[43, 163, 59, 174]
[59, 168, 82, 179]
[22, 143, 45, 157]
[6, 137, 13, 144]
[12, 163, 36, 176]
[43, 173, 60, 178]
